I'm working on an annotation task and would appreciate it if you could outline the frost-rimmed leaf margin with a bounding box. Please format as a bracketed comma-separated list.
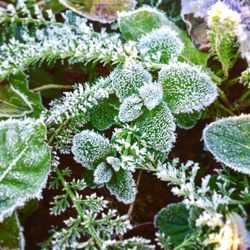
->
[203, 114, 250, 175]
[0, 119, 51, 222]
[0, 212, 25, 250]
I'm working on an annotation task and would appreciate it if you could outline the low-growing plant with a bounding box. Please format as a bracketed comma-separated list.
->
[0, 0, 249, 249]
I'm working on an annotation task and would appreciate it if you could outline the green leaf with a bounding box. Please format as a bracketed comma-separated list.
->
[118, 6, 170, 41]
[107, 169, 136, 204]
[110, 60, 152, 101]
[155, 203, 191, 246]
[94, 162, 112, 184]
[0, 212, 24, 250]
[176, 111, 202, 129]
[0, 119, 51, 221]
[203, 115, 250, 174]
[136, 102, 176, 153]
[0, 73, 44, 119]
[118, 95, 143, 123]
[90, 98, 118, 130]
[159, 62, 217, 114]
[72, 130, 115, 169]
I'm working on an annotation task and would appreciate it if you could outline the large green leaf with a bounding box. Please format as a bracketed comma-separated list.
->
[0, 212, 24, 250]
[203, 115, 250, 174]
[155, 203, 191, 246]
[0, 119, 51, 221]
[0, 73, 44, 119]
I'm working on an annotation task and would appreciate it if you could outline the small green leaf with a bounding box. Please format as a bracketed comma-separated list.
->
[0, 73, 44, 119]
[94, 162, 112, 184]
[136, 102, 176, 153]
[0, 119, 51, 221]
[0, 212, 24, 250]
[107, 169, 136, 204]
[155, 203, 191, 246]
[90, 98, 118, 130]
[176, 111, 202, 129]
[110, 60, 152, 101]
[72, 130, 115, 169]
[118, 95, 143, 123]
[159, 62, 217, 114]
[118, 6, 169, 41]
[203, 115, 250, 174]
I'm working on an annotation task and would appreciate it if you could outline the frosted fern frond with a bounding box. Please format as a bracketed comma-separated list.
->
[136, 103, 176, 153]
[93, 162, 112, 184]
[118, 5, 170, 41]
[118, 95, 143, 122]
[110, 60, 152, 100]
[0, 14, 138, 81]
[158, 62, 217, 114]
[71, 130, 115, 169]
[46, 77, 111, 125]
[107, 169, 136, 204]
[139, 82, 163, 110]
[138, 26, 184, 63]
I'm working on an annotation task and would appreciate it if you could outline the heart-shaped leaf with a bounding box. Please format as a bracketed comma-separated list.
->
[203, 115, 250, 174]
[0, 119, 51, 221]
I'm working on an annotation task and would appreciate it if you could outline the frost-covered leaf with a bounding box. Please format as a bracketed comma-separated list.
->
[90, 98, 118, 130]
[139, 82, 163, 110]
[138, 26, 184, 63]
[107, 169, 136, 204]
[0, 73, 44, 118]
[136, 102, 176, 153]
[159, 62, 217, 114]
[118, 95, 143, 123]
[106, 156, 121, 172]
[72, 130, 115, 169]
[0, 119, 51, 221]
[176, 111, 202, 129]
[155, 203, 191, 246]
[118, 6, 170, 41]
[0, 212, 24, 250]
[110, 60, 152, 101]
[203, 115, 250, 175]
[93, 162, 112, 184]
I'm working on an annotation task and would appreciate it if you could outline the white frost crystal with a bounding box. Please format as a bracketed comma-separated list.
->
[138, 26, 184, 63]
[72, 130, 115, 169]
[118, 95, 143, 122]
[139, 82, 163, 110]
[158, 62, 217, 114]
[110, 60, 152, 100]
[136, 102, 176, 153]
[94, 162, 112, 184]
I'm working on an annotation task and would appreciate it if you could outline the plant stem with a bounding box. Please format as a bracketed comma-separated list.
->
[55, 167, 103, 248]
[32, 84, 73, 92]
[240, 89, 250, 101]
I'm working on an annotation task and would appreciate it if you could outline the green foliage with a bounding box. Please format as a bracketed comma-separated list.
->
[0, 119, 51, 221]
[155, 203, 192, 246]
[118, 95, 143, 122]
[139, 82, 163, 110]
[0, 213, 24, 250]
[176, 111, 202, 129]
[159, 62, 217, 114]
[136, 103, 176, 153]
[110, 60, 152, 101]
[203, 114, 250, 174]
[93, 162, 112, 184]
[138, 25, 184, 63]
[0, 73, 44, 118]
[72, 130, 115, 169]
[118, 6, 169, 41]
[107, 169, 136, 204]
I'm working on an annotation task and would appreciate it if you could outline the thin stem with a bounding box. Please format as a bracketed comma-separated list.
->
[240, 89, 250, 101]
[55, 167, 103, 248]
[48, 119, 70, 145]
[127, 170, 142, 220]
[32, 84, 73, 92]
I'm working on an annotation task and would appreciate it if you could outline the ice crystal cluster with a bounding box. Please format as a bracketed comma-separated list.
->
[0, 1, 249, 249]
